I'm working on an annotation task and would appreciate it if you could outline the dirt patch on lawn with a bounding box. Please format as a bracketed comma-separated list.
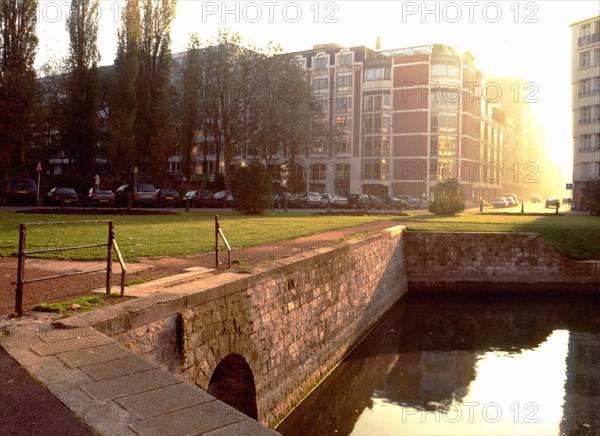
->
[0, 220, 402, 316]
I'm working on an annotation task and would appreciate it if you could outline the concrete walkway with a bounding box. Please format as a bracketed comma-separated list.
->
[0, 319, 279, 436]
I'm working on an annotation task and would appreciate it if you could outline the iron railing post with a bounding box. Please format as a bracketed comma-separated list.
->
[106, 221, 114, 295]
[215, 215, 219, 268]
[15, 224, 27, 316]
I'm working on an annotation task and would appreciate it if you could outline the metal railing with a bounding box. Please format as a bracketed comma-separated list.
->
[14, 220, 126, 316]
[215, 215, 231, 269]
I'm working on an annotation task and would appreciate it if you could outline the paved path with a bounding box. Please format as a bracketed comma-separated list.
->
[0, 318, 279, 435]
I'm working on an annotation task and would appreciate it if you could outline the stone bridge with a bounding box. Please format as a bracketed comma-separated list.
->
[56, 226, 408, 428]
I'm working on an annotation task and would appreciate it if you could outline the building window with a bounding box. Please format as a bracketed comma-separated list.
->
[312, 77, 328, 93]
[364, 94, 391, 112]
[431, 136, 457, 157]
[336, 163, 351, 180]
[581, 106, 592, 123]
[431, 112, 458, 133]
[335, 137, 351, 154]
[431, 63, 459, 78]
[362, 137, 390, 157]
[338, 52, 353, 66]
[363, 113, 390, 134]
[580, 135, 592, 151]
[310, 163, 328, 181]
[580, 79, 592, 96]
[294, 56, 306, 69]
[364, 67, 391, 81]
[596, 49, 600, 66]
[335, 115, 351, 134]
[335, 96, 351, 113]
[362, 159, 389, 180]
[431, 90, 459, 109]
[581, 51, 591, 68]
[596, 77, 600, 93]
[336, 73, 352, 91]
[581, 23, 592, 38]
[311, 138, 325, 154]
[314, 56, 328, 69]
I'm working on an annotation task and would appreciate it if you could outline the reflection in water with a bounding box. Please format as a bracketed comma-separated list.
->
[277, 294, 600, 436]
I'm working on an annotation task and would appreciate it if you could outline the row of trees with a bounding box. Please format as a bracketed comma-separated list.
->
[1, 0, 321, 191]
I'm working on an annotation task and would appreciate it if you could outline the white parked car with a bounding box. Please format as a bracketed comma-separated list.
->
[320, 193, 348, 207]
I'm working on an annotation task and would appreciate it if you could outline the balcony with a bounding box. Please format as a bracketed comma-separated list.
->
[578, 33, 600, 47]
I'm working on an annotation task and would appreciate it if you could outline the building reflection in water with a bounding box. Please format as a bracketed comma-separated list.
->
[277, 294, 600, 436]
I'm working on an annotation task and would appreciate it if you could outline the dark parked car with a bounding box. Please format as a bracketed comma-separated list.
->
[157, 188, 181, 207]
[1, 178, 37, 206]
[85, 188, 115, 207]
[44, 187, 79, 207]
[348, 194, 371, 209]
[396, 195, 423, 209]
[115, 183, 157, 207]
[545, 197, 560, 208]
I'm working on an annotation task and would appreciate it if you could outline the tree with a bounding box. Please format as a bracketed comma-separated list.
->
[230, 161, 273, 214]
[63, 0, 100, 182]
[199, 28, 263, 189]
[249, 50, 316, 179]
[428, 178, 466, 215]
[177, 33, 202, 181]
[107, 0, 140, 179]
[0, 0, 38, 179]
[136, 0, 177, 184]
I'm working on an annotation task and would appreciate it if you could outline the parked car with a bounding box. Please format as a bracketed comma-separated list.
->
[1, 177, 37, 206]
[562, 197, 572, 205]
[320, 193, 348, 208]
[493, 197, 509, 208]
[157, 188, 181, 207]
[115, 183, 157, 207]
[211, 190, 234, 208]
[531, 195, 542, 203]
[396, 195, 423, 209]
[376, 195, 404, 210]
[545, 197, 560, 208]
[43, 187, 79, 207]
[274, 192, 300, 209]
[348, 194, 371, 209]
[85, 188, 115, 207]
[303, 192, 322, 208]
[505, 194, 519, 207]
[504, 196, 516, 207]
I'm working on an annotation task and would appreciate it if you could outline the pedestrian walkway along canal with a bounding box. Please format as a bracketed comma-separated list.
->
[277, 293, 600, 436]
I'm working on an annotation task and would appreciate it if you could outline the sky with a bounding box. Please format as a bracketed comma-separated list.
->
[35, 0, 600, 173]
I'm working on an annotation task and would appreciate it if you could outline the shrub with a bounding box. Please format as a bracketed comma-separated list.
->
[428, 178, 467, 215]
[231, 161, 273, 214]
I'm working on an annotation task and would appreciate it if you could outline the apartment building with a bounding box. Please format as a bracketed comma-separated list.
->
[172, 41, 548, 202]
[289, 43, 515, 202]
[571, 15, 600, 209]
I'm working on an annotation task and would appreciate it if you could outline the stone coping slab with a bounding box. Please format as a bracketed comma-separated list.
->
[0, 320, 279, 435]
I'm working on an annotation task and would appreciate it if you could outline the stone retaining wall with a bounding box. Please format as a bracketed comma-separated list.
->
[404, 231, 600, 291]
[61, 226, 408, 427]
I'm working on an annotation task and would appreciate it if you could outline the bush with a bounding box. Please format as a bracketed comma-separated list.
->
[231, 161, 273, 214]
[428, 178, 466, 215]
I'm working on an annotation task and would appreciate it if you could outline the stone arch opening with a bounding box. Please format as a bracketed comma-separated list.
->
[207, 353, 258, 420]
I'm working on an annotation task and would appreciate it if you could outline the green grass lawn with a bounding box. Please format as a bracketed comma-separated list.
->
[0, 210, 598, 261]
[0, 211, 399, 260]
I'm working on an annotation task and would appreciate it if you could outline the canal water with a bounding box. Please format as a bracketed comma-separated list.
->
[277, 293, 600, 436]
